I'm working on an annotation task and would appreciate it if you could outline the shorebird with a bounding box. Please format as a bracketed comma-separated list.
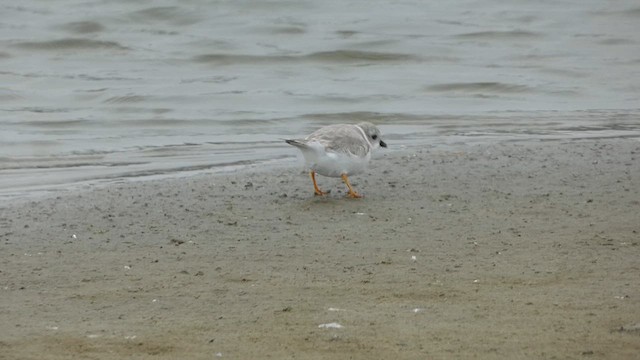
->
[286, 122, 387, 198]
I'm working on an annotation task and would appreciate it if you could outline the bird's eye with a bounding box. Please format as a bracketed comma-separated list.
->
[372, 135, 378, 140]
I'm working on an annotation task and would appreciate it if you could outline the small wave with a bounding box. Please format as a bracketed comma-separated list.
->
[193, 53, 290, 65]
[598, 38, 635, 45]
[14, 107, 71, 114]
[336, 30, 359, 38]
[301, 111, 424, 123]
[310, 93, 403, 104]
[454, 30, 541, 39]
[193, 50, 416, 65]
[13, 38, 128, 51]
[4, 4, 50, 15]
[536, 68, 587, 79]
[180, 76, 237, 84]
[350, 39, 399, 48]
[23, 119, 88, 128]
[513, 15, 538, 24]
[0, 51, 11, 59]
[104, 95, 147, 104]
[117, 118, 192, 127]
[269, 26, 306, 35]
[59, 21, 104, 34]
[0, 153, 145, 171]
[306, 50, 417, 62]
[78, 74, 141, 81]
[105, 160, 261, 179]
[427, 82, 532, 93]
[592, 7, 640, 18]
[128, 6, 202, 26]
[0, 88, 22, 101]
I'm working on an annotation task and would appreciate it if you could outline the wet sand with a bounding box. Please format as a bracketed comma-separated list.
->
[1, 138, 639, 359]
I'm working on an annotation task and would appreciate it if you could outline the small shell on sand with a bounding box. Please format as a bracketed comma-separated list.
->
[318, 322, 343, 329]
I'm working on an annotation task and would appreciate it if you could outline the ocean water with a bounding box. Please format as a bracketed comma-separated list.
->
[1, 0, 639, 199]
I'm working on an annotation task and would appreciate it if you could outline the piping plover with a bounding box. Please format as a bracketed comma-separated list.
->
[286, 122, 387, 198]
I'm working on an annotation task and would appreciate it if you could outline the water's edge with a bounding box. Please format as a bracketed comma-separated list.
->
[3, 108, 639, 204]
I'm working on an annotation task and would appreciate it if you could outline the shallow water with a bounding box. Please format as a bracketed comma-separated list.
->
[1, 0, 639, 199]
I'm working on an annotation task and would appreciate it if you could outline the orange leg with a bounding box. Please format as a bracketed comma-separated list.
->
[341, 174, 362, 198]
[310, 171, 327, 196]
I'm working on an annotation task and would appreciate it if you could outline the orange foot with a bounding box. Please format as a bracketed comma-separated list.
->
[341, 174, 363, 199]
[314, 189, 328, 196]
[310, 171, 327, 196]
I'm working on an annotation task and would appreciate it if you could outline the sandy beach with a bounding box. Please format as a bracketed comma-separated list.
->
[1, 138, 639, 359]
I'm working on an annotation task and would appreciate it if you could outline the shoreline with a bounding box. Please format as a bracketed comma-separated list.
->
[1, 137, 639, 359]
[3, 107, 640, 205]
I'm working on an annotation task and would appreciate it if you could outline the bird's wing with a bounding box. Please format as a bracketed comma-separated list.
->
[306, 125, 370, 158]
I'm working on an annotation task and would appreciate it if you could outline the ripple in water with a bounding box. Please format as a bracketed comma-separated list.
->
[13, 38, 128, 51]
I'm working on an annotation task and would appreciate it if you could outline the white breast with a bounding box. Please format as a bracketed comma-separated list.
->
[300, 141, 371, 177]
